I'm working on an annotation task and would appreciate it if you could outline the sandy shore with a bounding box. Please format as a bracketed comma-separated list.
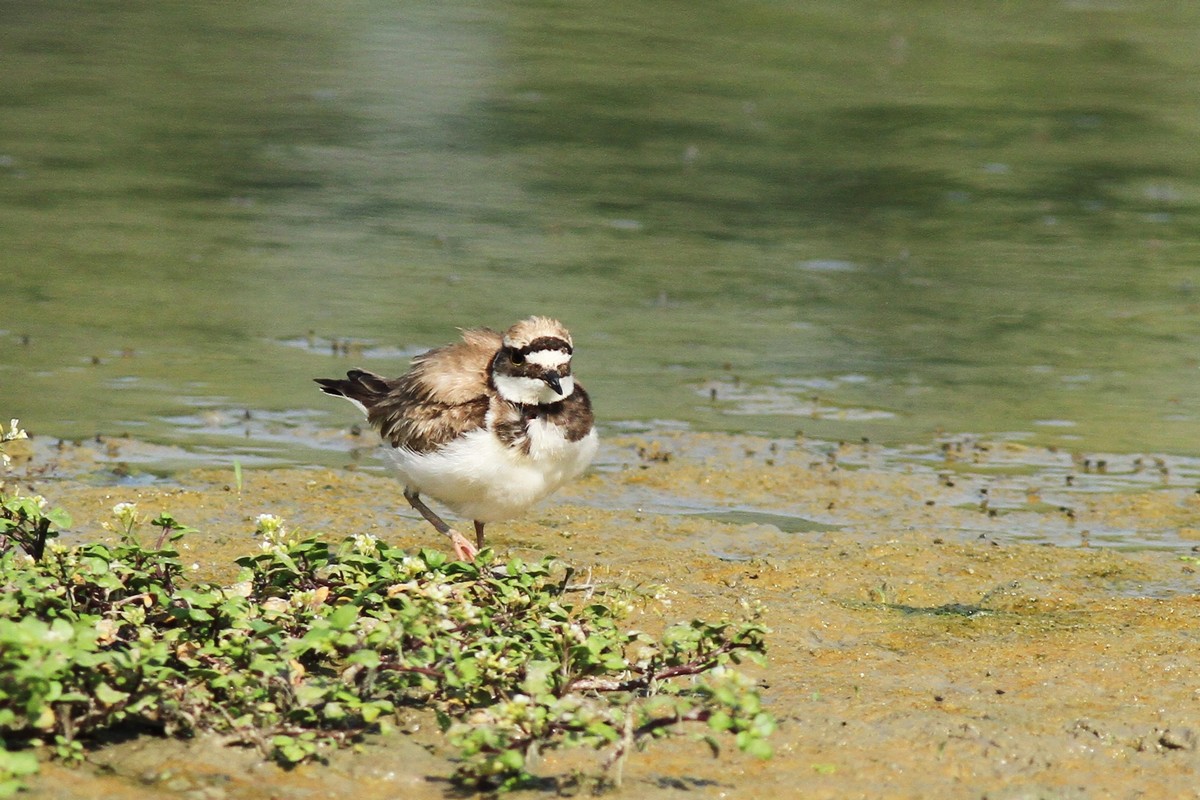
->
[14, 431, 1200, 799]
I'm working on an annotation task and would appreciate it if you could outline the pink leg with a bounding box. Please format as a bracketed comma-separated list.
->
[403, 488, 478, 560]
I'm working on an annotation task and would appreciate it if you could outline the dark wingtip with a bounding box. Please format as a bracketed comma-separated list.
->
[314, 370, 390, 402]
[313, 377, 344, 396]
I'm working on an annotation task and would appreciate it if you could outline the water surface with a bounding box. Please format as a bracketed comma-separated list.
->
[3, 0, 1200, 462]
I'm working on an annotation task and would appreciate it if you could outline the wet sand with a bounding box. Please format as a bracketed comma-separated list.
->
[14, 431, 1200, 799]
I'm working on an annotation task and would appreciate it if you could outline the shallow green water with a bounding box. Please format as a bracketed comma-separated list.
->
[3, 0, 1200, 463]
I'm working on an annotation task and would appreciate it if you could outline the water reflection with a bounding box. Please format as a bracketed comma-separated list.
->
[2, 1, 1198, 459]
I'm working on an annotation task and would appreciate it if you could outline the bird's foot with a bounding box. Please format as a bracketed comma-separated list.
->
[448, 529, 479, 561]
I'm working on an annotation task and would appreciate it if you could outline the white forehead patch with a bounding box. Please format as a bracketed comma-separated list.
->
[526, 349, 571, 369]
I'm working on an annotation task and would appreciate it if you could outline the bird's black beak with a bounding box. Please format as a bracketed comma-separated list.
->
[543, 372, 563, 395]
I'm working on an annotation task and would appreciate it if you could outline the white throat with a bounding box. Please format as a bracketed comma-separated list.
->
[494, 372, 575, 405]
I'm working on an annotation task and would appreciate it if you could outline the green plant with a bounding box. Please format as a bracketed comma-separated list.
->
[0, 494, 773, 793]
[0, 743, 38, 799]
[0, 492, 70, 562]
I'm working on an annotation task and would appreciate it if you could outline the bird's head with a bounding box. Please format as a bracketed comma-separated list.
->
[491, 316, 576, 406]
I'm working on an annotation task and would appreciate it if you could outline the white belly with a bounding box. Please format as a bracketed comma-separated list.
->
[385, 423, 598, 522]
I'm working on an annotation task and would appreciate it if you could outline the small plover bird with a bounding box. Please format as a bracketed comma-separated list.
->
[315, 317, 598, 559]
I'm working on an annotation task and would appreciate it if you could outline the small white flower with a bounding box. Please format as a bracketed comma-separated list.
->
[397, 555, 426, 579]
[255, 513, 284, 535]
[455, 602, 481, 624]
[351, 532, 378, 556]
[1, 419, 26, 467]
[255, 514, 295, 552]
[111, 502, 138, 529]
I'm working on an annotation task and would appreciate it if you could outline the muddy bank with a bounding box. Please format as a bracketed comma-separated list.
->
[13, 431, 1200, 799]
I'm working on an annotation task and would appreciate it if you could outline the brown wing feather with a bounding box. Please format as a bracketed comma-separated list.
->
[371, 392, 489, 452]
[317, 328, 501, 453]
[406, 327, 501, 405]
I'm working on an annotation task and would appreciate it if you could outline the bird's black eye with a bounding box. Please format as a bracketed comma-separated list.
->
[510, 350, 525, 365]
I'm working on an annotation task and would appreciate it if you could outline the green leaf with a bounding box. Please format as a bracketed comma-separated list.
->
[360, 700, 393, 724]
[496, 748, 525, 772]
[44, 507, 72, 530]
[168, 606, 213, 623]
[743, 737, 773, 759]
[0, 750, 39, 778]
[93, 682, 130, 707]
[418, 549, 446, 570]
[325, 602, 359, 631]
[346, 649, 381, 668]
[752, 711, 777, 736]
[707, 710, 733, 732]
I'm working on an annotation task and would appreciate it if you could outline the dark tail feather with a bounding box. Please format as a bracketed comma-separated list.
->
[314, 369, 391, 409]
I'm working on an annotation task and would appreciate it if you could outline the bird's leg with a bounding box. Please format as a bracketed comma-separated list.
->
[473, 520, 486, 550]
[403, 487, 478, 560]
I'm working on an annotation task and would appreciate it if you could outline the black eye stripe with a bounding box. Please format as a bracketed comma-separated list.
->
[509, 362, 572, 376]
[500, 352, 571, 376]
[514, 337, 573, 357]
